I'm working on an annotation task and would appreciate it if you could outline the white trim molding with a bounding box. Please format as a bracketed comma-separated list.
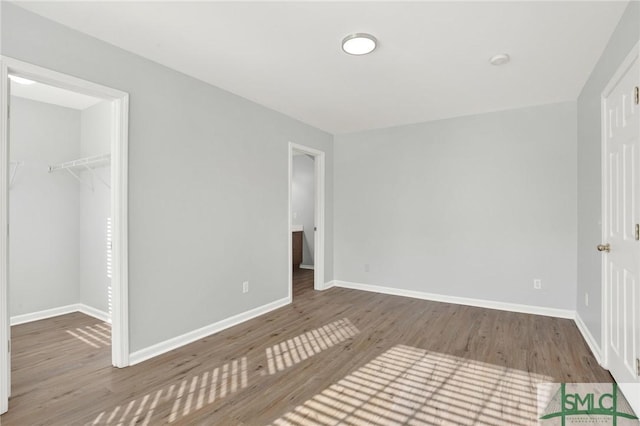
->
[334, 280, 575, 319]
[574, 312, 603, 365]
[322, 280, 337, 291]
[78, 304, 111, 324]
[0, 57, 9, 414]
[129, 297, 290, 366]
[10, 305, 79, 326]
[110, 93, 130, 368]
[10, 304, 110, 326]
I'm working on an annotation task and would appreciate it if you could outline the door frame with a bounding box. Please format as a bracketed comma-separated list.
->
[600, 41, 640, 372]
[288, 142, 325, 299]
[0, 56, 130, 414]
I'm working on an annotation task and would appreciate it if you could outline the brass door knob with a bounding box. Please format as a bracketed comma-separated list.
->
[597, 243, 611, 252]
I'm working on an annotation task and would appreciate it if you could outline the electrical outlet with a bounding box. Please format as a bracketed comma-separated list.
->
[293, 211, 298, 219]
[242, 281, 249, 293]
[585, 292, 589, 307]
[364, 264, 370, 272]
[533, 279, 541, 290]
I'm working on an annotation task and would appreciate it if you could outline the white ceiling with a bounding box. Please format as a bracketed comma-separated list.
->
[15, 1, 629, 134]
[11, 78, 103, 110]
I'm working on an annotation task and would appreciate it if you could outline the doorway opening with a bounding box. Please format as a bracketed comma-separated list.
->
[292, 151, 315, 297]
[0, 57, 129, 415]
[288, 142, 325, 301]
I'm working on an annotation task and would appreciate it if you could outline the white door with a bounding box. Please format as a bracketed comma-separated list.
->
[602, 42, 640, 416]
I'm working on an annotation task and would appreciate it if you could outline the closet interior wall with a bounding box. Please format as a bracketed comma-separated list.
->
[79, 101, 111, 317]
[9, 95, 111, 320]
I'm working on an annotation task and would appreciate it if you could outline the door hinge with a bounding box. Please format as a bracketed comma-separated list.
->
[7, 340, 10, 353]
[635, 224, 639, 240]
[636, 86, 640, 105]
[637, 358, 640, 376]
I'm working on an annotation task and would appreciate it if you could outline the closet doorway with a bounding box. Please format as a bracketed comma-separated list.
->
[0, 57, 129, 415]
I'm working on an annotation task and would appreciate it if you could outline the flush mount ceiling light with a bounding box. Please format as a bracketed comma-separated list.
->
[489, 53, 510, 66]
[342, 33, 377, 56]
[8, 75, 36, 85]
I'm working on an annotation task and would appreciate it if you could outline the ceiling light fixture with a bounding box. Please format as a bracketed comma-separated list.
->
[342, 33, 377, 56]
[8, 75, 36, 85]
[489, 53, 510, 66]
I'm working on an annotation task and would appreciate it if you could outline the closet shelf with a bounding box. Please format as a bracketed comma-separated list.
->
[48, 153, 110, 191]
[48, 153, 110, 173]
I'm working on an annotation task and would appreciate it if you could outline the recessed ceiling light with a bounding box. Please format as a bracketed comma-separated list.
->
[342, 33, 377, 56]
[489, 53, 510, 66]
[9, 75, 36, 85]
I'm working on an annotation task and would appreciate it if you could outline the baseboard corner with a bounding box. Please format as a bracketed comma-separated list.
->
[574, 312, 602, 365]
[321, 280, 337, 290]
[78, 304, 111, 323]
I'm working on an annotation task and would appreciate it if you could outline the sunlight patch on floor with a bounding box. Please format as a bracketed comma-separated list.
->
[88, 318, 360, 424]
[270, 344, 553, 426]
[90, 357, 248, 425]
[266, 318, 359, 375]
[66, 323, 111, 348]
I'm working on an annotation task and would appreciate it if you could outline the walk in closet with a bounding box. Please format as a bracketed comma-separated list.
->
[8, 80, 112, 328]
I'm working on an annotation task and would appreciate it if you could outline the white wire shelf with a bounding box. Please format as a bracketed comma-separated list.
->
[48, 153, 110, 173]
[48, 153, 111, 190]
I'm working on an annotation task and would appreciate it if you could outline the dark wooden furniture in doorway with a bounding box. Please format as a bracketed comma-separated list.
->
[292, 231, 302, 270]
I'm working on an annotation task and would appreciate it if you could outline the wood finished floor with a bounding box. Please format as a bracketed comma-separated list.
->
[1, 269, 611, 425]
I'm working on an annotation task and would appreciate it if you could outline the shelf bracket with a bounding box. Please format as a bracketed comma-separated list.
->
[64, 167, 94, 192]
[82, 164, 110, 190]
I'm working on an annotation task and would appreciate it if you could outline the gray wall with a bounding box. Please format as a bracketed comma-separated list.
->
[335, 102, 577, 310]
[577, 1, 640, 343]
[79, 101, 112, 315]
[1, 3, 333, 352]
[9, 97, 81, 316]
[292, 154, 315, 266]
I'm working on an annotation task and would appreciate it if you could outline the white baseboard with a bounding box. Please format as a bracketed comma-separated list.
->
[334, 280, 575, 319]
[574, 312, 603, 365]
[300, 264, 315, 270]
[129, 297, 291, 366]
[11, 303, 111, 326]
[10, 304, 79, 326]
[78, 304, 111, 323]
[322, 280, 337, 291]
